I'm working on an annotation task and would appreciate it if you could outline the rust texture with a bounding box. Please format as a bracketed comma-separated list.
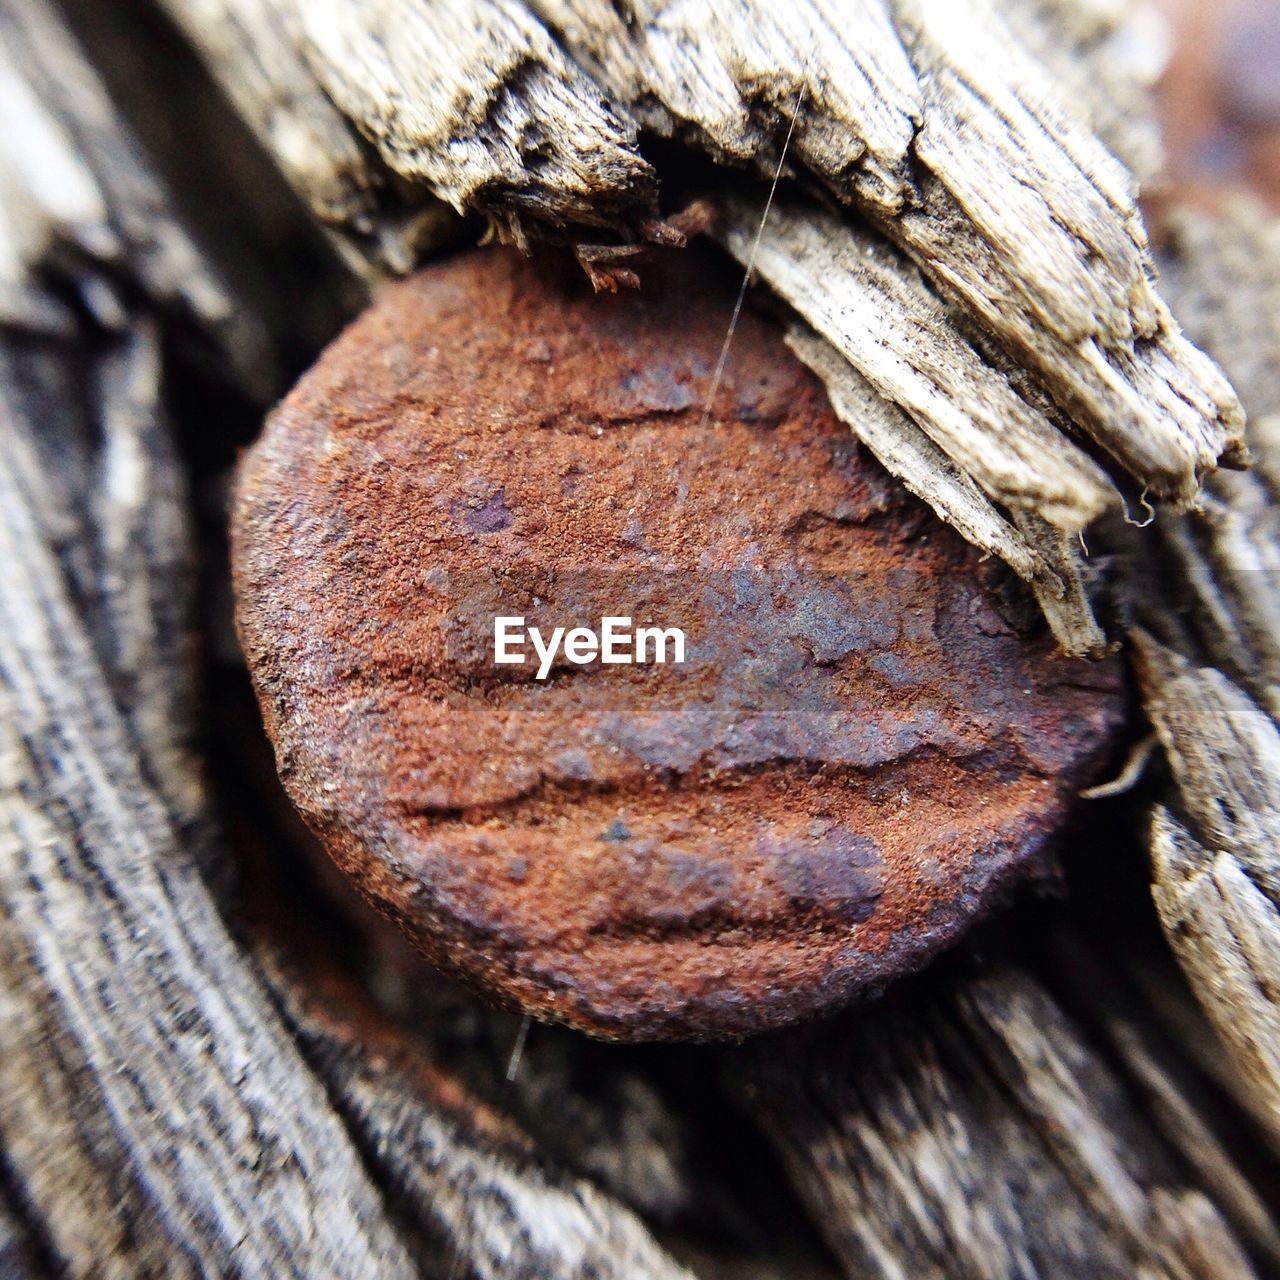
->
[231, 246, 1125, 1041]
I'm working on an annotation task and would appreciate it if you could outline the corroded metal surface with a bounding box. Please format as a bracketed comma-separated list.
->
[232, 246, 1124, 1041]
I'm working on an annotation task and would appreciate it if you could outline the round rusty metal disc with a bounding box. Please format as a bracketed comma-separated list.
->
[232, 246, 1124, 1042]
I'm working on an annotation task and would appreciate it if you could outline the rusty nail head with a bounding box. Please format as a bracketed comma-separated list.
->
[231, 246, 1124, 1042]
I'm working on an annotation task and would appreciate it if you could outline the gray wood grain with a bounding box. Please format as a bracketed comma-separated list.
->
[259, 945, 696, 1280]
[733, 966, 1257, 1280]
[0, 321, 418, 1276]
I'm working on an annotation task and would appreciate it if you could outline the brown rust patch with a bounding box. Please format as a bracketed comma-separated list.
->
[231, 245, 1125, 1041]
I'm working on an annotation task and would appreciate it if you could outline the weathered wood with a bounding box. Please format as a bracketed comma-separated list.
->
[1159, 495, 1280, 723]
[723, 195, 1112, 653]
[144, 0, 1249, 649]
[257, 943, 697, 1280]
[1150, 805, 1280, 1152]
[0, 288, 708, 1277]
[533, 0, 1243, 506]
[748, 246, 1273, 1264]
[1153, 204, 1280, 715]
[0, 0, 264, 871]
[0, 0, 267, 391]
[0, 316, 219, 895]
[1136, 639, 1280, 1147]
[154, 0, 379, 230]
[291, 0, 656, 238]
[0, 1189, 41, 1279]
[1128, 203, 1280, 1163]
[152, 0, 408, 275]
[159, 0, 658, 262]
[733, 965, 1257, 1280]
[993, 0, 1163, 182]
[89, 327, 208, 840]
[1163, 205, 1280, 450]
[151, 0, 450, 277]
[396, 1003, 702, 1223]
[530, 0, 919, 206]
[1045, 932, 1280, 1268]
[0, 314, 418, 1276]
[720, 195, 1115, 530]
[525, 0, 1224, 652]
[1137, 640, 1280, 903]
[884, 0, 1240, 503]
[3, 2, 1278, 1276]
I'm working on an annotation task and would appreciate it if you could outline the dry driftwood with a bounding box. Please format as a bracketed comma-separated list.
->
[2, 0, 1279, 1277]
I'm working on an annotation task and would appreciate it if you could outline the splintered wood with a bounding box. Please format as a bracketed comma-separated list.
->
[152, 0, 1246, 653]
[1134, 203, 1280, 1168]
[785, 325, 1108, 657]
[541, 0, 1242, 501]
[292, 0, 656, 236]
